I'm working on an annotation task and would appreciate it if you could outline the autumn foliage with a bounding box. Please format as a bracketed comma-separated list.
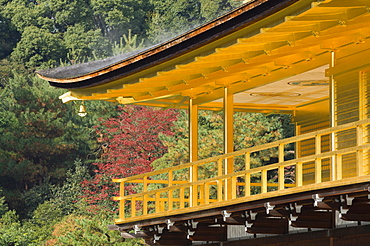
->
[82, 105, 179, 210]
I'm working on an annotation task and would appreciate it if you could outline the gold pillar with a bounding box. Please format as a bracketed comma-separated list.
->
[224, 87, 234, 199]
[330, 51, 336, 181]
[189, 98, 198, 162]
[224, 87, 234, 156]
[189, 98, 198, 206]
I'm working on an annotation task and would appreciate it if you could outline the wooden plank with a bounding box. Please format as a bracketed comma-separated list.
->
[120, 231, 153, 239]
[267, 208, 290, 217]
[152, 239, 190, 246]
[248, 226, 288, 235]
[340, 213, 370, 222]
[223, 216, 246, 225]
[189, 226, 227, 241]
[217, 224, 370, 246]
[291, 220, 333, 228]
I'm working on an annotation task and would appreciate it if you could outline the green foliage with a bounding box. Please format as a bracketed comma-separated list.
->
[1, 0, 50, 32]
[23, 201, 64, 245]
[112, 29, 145, 55]
[0, 72, 116, 214]
[147, 0, 244, 43]
[11, 26, 65, 69]
[0, 13, 19, 59]
[46, 212, 143, 246]
[1, 0, 153, 69]
[1, 74, 74, 185]
[152, 111, 293, 172]
[0, 192, 8, 217]
[51, 159, 91, 215]
[46, 0, 94, 33]
[0, 161, 91, 246]
[90, 0, 151, 43]
[152, 110, 190, 170]
[32, 201, 64, 227]
[2, 0, 92, 33]
[63, 24, 111, 64]
[21, 180, 55, 217]
[0, 210, 34, 246]
[0, 161, 99, 246]
[1, 0, 244, 68]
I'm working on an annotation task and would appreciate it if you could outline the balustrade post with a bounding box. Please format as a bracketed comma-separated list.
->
[278, 166, 284, 190]
[131, 197, 136, 218]
[356, 125, 364, 176]
[143, 177, 148, 215]
[218, 159, 223, 176]
[217, 159, 223, 201]
[204, 183, 210, 204]
[218, 180, 223, 202]
[261, 170, 267, 193]
[315, 135, 321, 155]
[190, 165, 198, 207]
[224, 158, 233, 199]
[330, 133, 336, 181]
[168, 171, 173, 211]
[119, 181, 125, 221]
[278, 144, 285, 190]
[296, 162, 303, 187]
[199, 184, 204, 204]
[224, 178, 229, 200]
[245, 153, 251, 196]
[336, 154, 342, 180]
[155, 192, 161, 213]
[180, 187, 185, 209]
[279, 144, 284, 163]
[315, 158, 322, 184]
[231, 176, 237, 199]
[119, 200, 125, 221]
[315, 135, 322, 184]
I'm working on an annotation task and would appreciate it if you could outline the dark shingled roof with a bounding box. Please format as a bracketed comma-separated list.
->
[37, 49, 149, 80]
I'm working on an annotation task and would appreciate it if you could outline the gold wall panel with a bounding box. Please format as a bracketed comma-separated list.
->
[295, 100, 330, 185]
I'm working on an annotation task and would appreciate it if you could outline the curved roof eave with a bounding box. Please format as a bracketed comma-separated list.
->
[37, 0, 370, 113]
[36, 0, 299, 89]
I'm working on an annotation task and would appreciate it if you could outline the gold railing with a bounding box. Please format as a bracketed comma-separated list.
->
[113, 119, 370, 224]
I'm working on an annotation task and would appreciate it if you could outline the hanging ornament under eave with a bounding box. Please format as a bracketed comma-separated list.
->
[78, 104, 87, 117]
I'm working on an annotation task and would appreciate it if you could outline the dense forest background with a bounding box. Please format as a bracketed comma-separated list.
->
[0, 0, 293, 245]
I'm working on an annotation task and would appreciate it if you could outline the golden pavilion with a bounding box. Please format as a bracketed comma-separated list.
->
[37, 0, 370, 245]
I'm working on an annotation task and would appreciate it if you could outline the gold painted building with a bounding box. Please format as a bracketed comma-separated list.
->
[38, 0, 370, 245]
